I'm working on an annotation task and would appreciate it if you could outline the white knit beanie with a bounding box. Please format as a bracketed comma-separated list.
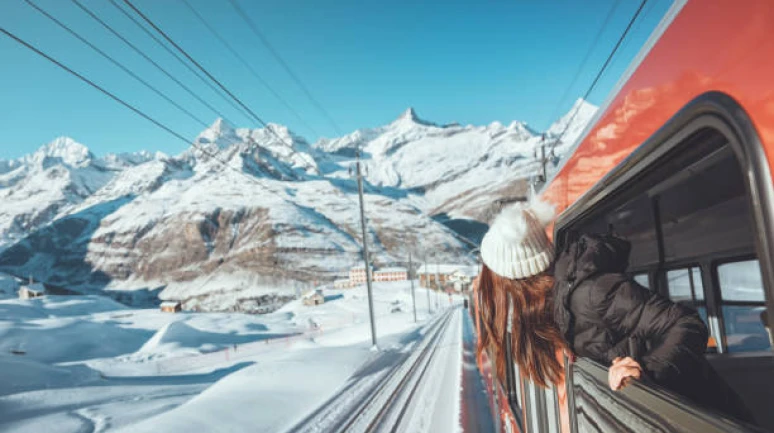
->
[480, 198, 555, 279]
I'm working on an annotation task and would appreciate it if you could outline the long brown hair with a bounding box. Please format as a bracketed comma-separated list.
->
[475, 264, 564, 388]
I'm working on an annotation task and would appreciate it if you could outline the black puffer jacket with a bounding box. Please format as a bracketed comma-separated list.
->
[553, 233, 751, 422]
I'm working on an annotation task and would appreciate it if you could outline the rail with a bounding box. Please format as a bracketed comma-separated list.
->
[335, 309, 454, 433]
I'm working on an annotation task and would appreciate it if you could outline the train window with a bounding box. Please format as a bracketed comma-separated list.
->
[575, 194, 659, 269]
[607, 194, 659, 267]
[666, 267, 709, 325]
[667, 267, 705, 301]
[658, 146, 754, 262]
[717, 260, 771, 352]
[718, 260, 765, 302]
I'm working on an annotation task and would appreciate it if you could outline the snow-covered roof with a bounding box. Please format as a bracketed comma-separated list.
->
[303, 289, 324, 299]
[375, 267, 407, 273]
[21, 283, 46, 294]
[160, 301, 181, 308]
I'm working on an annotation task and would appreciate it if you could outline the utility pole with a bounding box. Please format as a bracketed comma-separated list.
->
[409, 251, 417, 323]
[533, 133, 556, 186]
[435, 261, 441, 311]
[355, 153, 377, 348]
[424, 255, 432, 315]
[540, 136, 547, 182]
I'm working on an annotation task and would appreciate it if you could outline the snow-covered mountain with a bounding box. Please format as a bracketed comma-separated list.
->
[0, 137, 161, 248]
[0, 102, 597, 310]
[546, 98, 598, 151]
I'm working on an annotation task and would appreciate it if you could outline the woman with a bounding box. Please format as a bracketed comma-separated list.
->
[476, 200, 751, 422]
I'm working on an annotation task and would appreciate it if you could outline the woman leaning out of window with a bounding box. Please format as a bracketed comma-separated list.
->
[475, 199, 752, 430]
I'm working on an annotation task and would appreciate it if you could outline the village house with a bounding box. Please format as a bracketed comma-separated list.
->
[417, 264, 479, 291]
[348, 265, 374, 285]
[337, 265, 409, 288]
[372, 267, 408, 282]
[303, 289, 325, 306]
[160, 300, 182, 313]
[18, 282, 46, 300]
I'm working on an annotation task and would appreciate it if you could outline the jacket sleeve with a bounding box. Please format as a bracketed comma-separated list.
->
[592, 277, 709, 385]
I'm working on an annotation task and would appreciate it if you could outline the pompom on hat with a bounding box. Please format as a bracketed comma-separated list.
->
[480, 198, 555, 279]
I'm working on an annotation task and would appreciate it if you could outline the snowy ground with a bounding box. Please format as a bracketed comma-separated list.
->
[0, 280, 464, 432]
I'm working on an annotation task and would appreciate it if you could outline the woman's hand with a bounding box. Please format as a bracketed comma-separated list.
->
[608, 357, 642, 391]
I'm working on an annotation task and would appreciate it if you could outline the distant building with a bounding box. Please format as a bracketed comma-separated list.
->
[340, 265, 409, 287]
[303, 289, 325, 306]
[18, 282, 46, 300]
[334, 278, 354, 289]
[160, 301, 182, 313]
[349, 266, 374, 285]
[373, 267, 408, 282]
[417, 265, 479, 291]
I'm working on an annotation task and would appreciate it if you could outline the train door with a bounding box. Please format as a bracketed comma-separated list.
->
[553, 93, 774, 432]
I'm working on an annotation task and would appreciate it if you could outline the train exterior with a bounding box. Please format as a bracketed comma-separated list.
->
[474, 0, 774, 431]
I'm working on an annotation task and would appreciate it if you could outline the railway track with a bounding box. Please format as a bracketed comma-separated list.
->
[289, 309, 456, 433]
[336, 309, 455, 433]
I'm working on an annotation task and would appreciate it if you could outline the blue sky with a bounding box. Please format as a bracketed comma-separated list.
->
[0, 0, 671, 159]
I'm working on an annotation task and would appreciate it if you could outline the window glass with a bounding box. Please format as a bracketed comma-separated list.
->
[666, 267, 712, 341]
[658, 148, 753, 261]
[717, 260, 770, 353]
[722, 306, 771, 353]
[667, 267, 704, 302]
[718, 260, 765, 302]
[632, 273, 649, 289]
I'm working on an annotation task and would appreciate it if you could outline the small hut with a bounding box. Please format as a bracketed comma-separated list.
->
[160, 300, 182, 313]
[303, 290, 325, 306]
[19, 282, 46, 300]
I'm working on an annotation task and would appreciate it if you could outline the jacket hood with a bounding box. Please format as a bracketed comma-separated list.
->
[557, 233, 631, 285]
[553, 232, 632, 343]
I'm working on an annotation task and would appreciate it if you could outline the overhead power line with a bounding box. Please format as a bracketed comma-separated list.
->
[72, 0, 280, 159]
[547, 0, 621, 127]
[0, 26, 191, 145]
[106, 0, 254, 125]
[549, 0, 648, 154]
[70, 0, 236, 127]
[23, 0, 209, 128]
[226, 0, 343, 135]
[0, 25, 293, 207]
[121, 0, 300, 150]
[180, 0, 320, 138]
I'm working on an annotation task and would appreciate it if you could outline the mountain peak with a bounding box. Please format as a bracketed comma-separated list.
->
[196, 118, 238, 148]
[32, 136, 93, 168]
[392, 107, 437, 127]
[398, 107, 419, 121]
[209, 118, 234, 135]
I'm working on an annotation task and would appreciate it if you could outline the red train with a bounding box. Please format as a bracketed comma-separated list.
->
[474, 0, 774, 431]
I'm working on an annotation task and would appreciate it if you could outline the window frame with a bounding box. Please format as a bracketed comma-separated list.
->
[711, 255, 770, 353]
[663, 263, 706, 304]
